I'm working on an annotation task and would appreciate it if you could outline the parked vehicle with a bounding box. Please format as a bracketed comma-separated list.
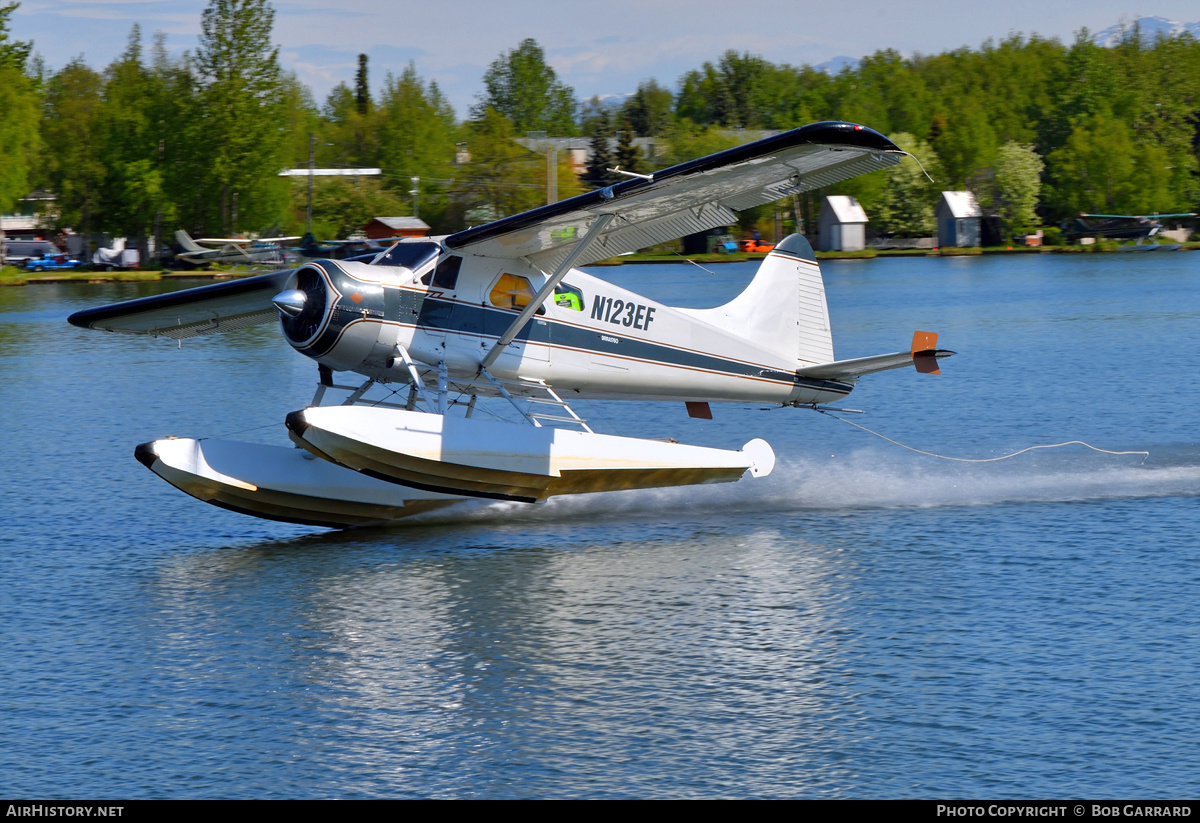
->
[25, 253, 84, 272]
[2, 239, 61, 266]
[738, 238, 776, 254]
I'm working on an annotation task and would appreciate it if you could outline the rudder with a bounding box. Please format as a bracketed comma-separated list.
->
[684, 234, 833, 366]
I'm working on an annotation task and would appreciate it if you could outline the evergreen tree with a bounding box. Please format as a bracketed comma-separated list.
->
[614, 116, 642, 175]
[621, 79, 673, 136]
[355, 53, 370, 116]
[582, 106, 616, 188]
[192, 0, 289, 234]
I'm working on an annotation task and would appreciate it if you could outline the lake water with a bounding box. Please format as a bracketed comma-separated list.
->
[3, 252, 1199, 798]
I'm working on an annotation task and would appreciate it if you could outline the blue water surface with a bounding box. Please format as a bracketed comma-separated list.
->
[1, 252, 1198, 798]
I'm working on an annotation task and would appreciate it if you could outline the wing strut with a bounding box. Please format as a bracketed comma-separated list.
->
[480, 212, 615, 371]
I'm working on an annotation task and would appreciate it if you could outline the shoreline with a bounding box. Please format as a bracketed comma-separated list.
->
[4, 242, 1197, 285]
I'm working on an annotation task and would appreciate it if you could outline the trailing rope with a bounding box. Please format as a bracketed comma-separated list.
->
[816, 410, 1149, 463]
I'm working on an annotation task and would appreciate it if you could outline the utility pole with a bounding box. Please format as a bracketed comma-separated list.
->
[410, 177, 420, 220]
[305, 133, 316, 235]
[153, 137, 164, 264]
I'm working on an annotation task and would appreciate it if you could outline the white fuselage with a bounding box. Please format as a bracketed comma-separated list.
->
[285, 252, 853, 407]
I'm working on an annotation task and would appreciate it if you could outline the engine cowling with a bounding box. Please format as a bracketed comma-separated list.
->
[275, 259, 402, 376]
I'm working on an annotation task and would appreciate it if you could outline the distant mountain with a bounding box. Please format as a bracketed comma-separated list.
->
[814, 56, 859, 75]
[1092, 16, 1200, 46]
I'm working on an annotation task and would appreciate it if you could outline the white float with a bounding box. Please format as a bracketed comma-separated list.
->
[286, 406, 775, 503]
[135, 437, 464, 528]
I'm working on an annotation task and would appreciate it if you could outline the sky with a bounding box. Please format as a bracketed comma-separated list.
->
[11, 0, 1200, 117]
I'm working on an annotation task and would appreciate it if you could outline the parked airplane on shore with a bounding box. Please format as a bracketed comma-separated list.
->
[70, 121, 953, 528]
[170, 230, 297, 268]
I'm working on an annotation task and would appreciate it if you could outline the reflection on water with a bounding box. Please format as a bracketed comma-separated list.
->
[4, 254, 1200, 797]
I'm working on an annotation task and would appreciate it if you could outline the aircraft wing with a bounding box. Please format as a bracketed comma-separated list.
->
[795, 332, 955, 380]
[445, 121, 902, 271]
[67, 269, 292, 339]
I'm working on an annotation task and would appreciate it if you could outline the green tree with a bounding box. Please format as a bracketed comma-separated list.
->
[354, 53, 370, 116]
[990, 142, 1044, 233]
[0, 62, 38, 241]
[1047, 113, 1174, 215]
[191, 0, 290, 234]
[374, 63, 459, 231]
[476, 39, 576, 135]
[0, 2, 39, 248]
[320, 81, 376, 168]
[0, 1, 31, 73]
[582, 105, 616, 188]
[297, 176, 408, 239]
[874, 132, 941, 236]
[931, 99, 996, 189]
[621, 79, 673, 136]
[457, 106, 545, 220]
[614, 116, 642, 175]
[38, 60, 106, 239]
[94, 26, 177, 257]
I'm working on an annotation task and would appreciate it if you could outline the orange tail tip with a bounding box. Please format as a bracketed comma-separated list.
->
[911, 330, 942, 374]
[911, 330, 938, 353]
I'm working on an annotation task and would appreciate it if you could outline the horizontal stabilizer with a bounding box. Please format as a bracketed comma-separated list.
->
[795, 330, 954, 381]
[67, 269, 292, 338]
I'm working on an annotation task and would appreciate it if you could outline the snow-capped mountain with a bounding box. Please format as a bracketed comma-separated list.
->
[1092, 16, 1200, 46]
[814, 56, 859, 75]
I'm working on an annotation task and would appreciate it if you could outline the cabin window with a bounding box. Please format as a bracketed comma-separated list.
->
[554, 283, 584, 311]
[489, 273, 537, 310]
[431, 256, 462, 289]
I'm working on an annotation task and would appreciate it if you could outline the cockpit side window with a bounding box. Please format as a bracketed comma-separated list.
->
[431, 256, 462, 289]
[554, 283, 585, 311]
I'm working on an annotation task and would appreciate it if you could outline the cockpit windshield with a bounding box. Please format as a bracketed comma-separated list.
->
[374, 242, 440, 271]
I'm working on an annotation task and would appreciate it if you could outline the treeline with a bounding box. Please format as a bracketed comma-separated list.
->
[1, 0, 1198, 254]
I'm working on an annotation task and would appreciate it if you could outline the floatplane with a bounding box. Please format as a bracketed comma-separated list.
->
[170, 230, 298, 268]
[69, 121, 954, 528]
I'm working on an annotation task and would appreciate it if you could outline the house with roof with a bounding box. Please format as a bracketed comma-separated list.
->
[363, 216, 431, 240]
[818, 195, 869, 252]
[936, 191, 983, 247]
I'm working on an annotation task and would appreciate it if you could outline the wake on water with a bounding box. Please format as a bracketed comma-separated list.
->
[402, 443, 1200, 528]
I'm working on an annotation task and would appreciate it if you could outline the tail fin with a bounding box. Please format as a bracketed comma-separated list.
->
[684, 234, 833, 366]
[174, 230, 205, 253]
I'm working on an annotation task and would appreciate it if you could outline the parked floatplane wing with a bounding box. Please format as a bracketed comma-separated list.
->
[69, 121, 954, 528]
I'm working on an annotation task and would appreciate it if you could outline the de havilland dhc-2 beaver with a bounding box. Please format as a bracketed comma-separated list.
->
[69, 121, 954, 529]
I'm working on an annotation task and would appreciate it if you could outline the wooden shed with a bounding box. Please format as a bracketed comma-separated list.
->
[936, 192, 983, 247]
[817, 195, 869, 252]
[363, 216, 431, 240]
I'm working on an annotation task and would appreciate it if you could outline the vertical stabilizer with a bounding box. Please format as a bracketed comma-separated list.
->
[174, 230, 205, 253]
[683, 234, 833, 366]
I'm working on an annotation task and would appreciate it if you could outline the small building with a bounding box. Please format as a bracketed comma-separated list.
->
[818, 195, 868, 252]
[936, 191, 983, 248]
[363, 217, 431, 240]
